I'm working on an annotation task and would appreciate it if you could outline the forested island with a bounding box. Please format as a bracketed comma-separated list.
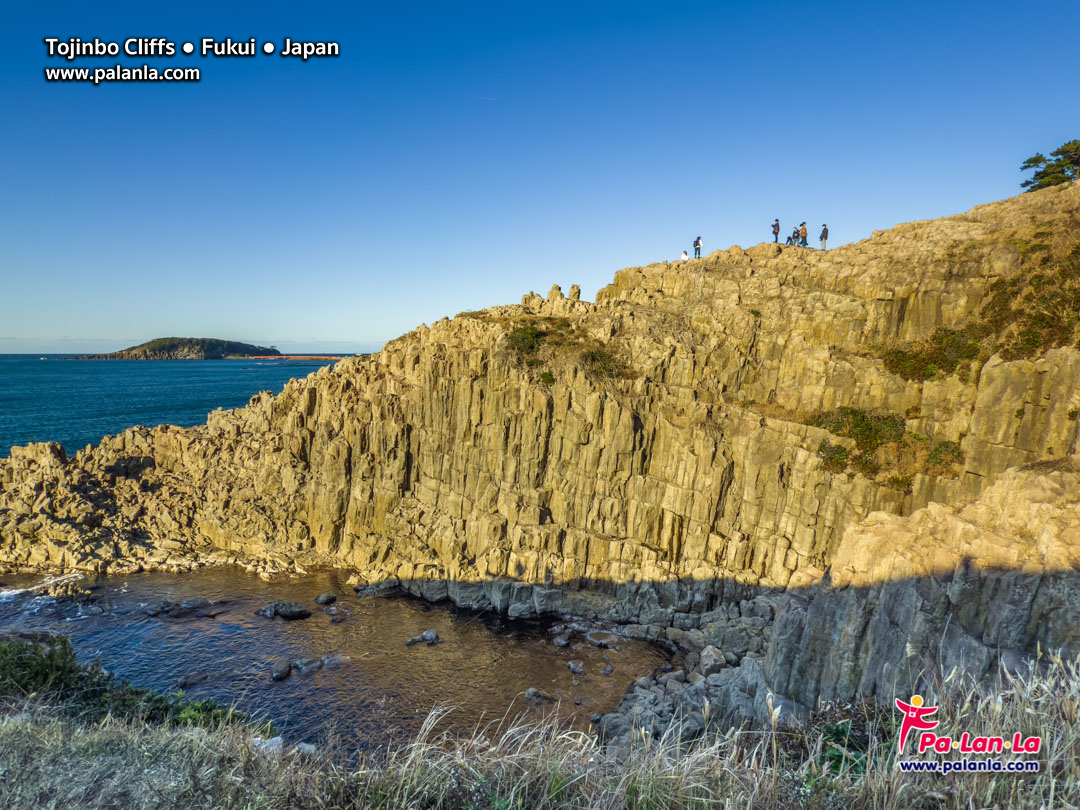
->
[77, 338, 281, 360]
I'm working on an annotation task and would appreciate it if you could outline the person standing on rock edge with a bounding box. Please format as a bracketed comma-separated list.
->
[788, 227, 799, 246]
[693, 236, 702, 258]
[772, 219, 780, 243]
[799, 222, 808, 247]
[820, 224, 829, 250]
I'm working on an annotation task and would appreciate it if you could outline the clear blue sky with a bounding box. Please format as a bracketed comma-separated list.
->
[2, 1, 1077, 353]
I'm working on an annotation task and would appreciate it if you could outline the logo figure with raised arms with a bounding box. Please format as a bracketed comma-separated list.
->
[895, 694, 939, 755]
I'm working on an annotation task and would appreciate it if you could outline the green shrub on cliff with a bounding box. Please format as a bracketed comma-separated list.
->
[506, 326, 546, 356]
[850, 452, 881, 477]
[885, 473, 913, 492]
[750, 403, 962, 485]
[927, 440, 964, 468]
[493, 315, 634, 385]
[882, 328, 981, 381]
[580, 348, 628, 381]
[811, 408, 904, 454]
[817, 440, 849, 473]
[0, 635, 245, 730]
[0, 633, 80, 694]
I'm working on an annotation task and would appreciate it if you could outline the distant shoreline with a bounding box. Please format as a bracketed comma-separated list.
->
[68, 355, 348, 361]
[75, 337, 286, 361]
[49, 354, 350, 362]
[247, 355, 349, 361]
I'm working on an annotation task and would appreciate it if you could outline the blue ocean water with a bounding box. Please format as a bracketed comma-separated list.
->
[0, 354, 338, 457]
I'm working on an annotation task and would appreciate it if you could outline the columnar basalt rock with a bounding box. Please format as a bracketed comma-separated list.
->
[3, 182, 1080, 737]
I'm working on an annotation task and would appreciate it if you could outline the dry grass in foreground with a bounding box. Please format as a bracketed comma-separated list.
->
[0, 651, 1077, 810]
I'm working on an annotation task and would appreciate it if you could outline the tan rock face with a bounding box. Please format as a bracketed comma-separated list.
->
[831, 461, 1080, 587]
[2, 183, 1079, 728]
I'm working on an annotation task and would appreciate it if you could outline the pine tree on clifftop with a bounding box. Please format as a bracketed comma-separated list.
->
[1021, 140, 1080, 191]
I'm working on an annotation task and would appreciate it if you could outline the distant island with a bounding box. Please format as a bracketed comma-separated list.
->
[77, 337, 282, 360]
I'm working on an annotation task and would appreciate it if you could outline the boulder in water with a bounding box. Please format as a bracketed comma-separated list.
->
[270, 658, 292, 681]
[178, 671, 209, 689]
[314, 592, 337, 606]
[525, 687, 553, 702]
[148, 598, 228, 619]
[405, 629, 439, 646]
[326, 606, 350, 624]
[256, 601, 311, 621]
[567, 660, 585, 675]
[43, 579, 93, 601]
[293, 657, 323, 674]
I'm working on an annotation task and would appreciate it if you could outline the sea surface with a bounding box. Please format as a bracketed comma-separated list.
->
[0, 354, 335, 457]
[0, 570, 666, 747]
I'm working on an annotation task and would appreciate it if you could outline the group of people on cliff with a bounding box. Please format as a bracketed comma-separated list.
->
[675, 222, 828, 262]
[772, 219, 828, 250]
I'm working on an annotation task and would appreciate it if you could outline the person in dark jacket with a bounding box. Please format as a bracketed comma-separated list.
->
[820, 224, 829, 250]
[788, 227, 799, 246]
[771, 219, 780, 243]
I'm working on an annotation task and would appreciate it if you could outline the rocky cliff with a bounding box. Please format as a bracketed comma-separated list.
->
[4, 183, 1080, 740]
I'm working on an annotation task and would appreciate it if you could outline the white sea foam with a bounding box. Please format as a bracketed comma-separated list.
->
[0, 572, 84, 601]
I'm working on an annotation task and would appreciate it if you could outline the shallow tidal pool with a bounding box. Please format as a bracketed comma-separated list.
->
[0, 568, 668, 747]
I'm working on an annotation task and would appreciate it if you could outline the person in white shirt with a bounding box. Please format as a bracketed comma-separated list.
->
[680, 250, 689, 261]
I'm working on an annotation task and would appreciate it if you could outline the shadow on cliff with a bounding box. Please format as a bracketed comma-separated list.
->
[342, 563, 1080, 727]
[104, 455, 156, 481]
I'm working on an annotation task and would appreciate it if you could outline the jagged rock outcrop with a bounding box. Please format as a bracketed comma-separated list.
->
[3, 182, 1080, 738]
